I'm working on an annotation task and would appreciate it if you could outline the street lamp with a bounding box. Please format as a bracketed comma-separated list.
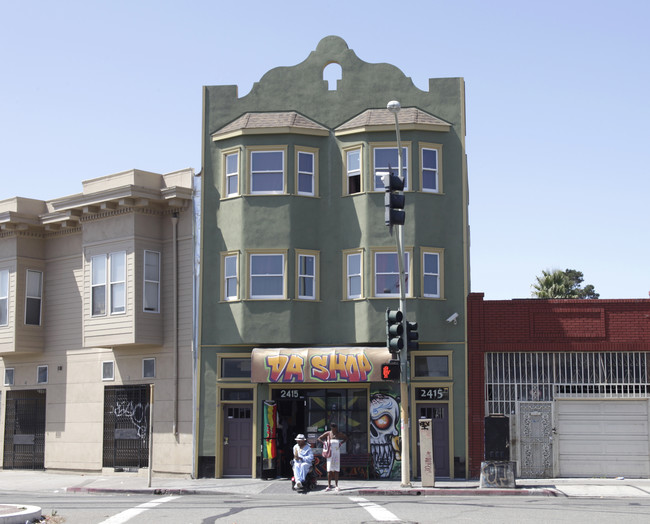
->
[386, 100, 412, 488]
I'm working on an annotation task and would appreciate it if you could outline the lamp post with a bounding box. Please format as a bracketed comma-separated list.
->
[387, 100, 412, 488]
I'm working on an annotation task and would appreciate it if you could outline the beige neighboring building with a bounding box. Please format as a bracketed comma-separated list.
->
[0, 168, 194, 476]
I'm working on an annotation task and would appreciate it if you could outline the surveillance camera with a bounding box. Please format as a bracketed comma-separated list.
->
[446, 312, 459, 324]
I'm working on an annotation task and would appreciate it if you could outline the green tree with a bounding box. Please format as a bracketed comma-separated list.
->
[531, 268, 599, 299]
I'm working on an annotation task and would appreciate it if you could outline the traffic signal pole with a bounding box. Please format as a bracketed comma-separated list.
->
[388, 100, 412, 488]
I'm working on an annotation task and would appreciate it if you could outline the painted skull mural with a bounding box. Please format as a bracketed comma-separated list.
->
[370, 392, 401, 478]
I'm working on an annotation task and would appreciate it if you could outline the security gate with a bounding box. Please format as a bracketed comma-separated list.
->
[103, 385, 150, 470]
[3, 389, 46, 469]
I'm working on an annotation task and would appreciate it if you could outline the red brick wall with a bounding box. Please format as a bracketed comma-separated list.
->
[467, 293, 650, 478]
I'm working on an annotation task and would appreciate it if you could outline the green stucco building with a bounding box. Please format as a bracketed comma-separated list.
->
[197, 36, 469, 480]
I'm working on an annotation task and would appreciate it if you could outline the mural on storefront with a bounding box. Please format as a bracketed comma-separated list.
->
[369, 392, 401, 479]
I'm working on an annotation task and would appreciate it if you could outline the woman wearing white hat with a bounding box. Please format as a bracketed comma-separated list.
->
[292, 434, 313, 489]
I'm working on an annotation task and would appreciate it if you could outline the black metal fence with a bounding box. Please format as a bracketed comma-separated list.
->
[3, 389, 46, 469]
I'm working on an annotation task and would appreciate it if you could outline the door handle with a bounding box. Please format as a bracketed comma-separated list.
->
[224, 436, 229, 445]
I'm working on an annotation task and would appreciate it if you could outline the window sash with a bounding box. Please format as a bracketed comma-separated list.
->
[374, 252, 409, 297]
[422, 148, 439, 192]
[0, 269, 8, 326]
[143, 358, 156, 378]
[346, 149, 361, 194]
[224, 254, 238, 301]
[373, 147, 408, 191]
[347, 253, 362, 299]
[25, 270, 42, 326]
[423, 252, 440, 298]
[250, 150, 284, 194]
[4, 368, 14, 386]
[109, 252, 126, 314]
[144, 251, 160, 313]
[102, 361, 114, 381]
[250, 254, 284, 298]
[297, 151, 314, 196]
[298, 254, 315, 299]
[91, 255, 107, 316]
[225, 152, 239, 197]
[37, 365, 48, 384]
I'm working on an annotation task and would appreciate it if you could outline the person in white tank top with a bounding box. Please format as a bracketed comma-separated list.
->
[318, 422, 348, 492]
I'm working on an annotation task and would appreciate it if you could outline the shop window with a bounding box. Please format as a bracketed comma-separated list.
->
[221, 357, 252, 379]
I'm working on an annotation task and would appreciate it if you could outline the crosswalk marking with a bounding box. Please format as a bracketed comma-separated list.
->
[348, 496, 401, 521]
[98, 495, 178, 524]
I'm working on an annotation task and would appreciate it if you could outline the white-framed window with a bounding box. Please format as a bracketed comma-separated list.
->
[222, 252, 239, 301]
[422, 248, 444, 298]
[4, 367, 14, 386]
[296, 149, 316, 196]
[345, 147, 362, 195]
[91, 255, 107, 316]
[421, 144, 442, 193]
[144, 250, 160, 313]
[110, 252, 126, 314]
[102, 361, 115, 381]
[91, 252, 126, 316]
[250, 149, 285, 194]
[249, 252, 286, 299]
[373, 145, 409, 191]
[143, 358, 156, 379]
[37, 365, 48, 384]
[373, 250, 411, 297]
[225, 150, 239, 197]
[296, 250, 318, 300]
[25, 269, 42, 326]
[344, 250, 363, 299]
[0, 269, 8, 326]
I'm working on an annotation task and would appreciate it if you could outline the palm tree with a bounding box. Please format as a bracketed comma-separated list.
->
[531, 269, 577, 298]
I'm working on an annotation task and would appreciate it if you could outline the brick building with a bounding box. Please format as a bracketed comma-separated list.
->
[468, 292, 650, 479]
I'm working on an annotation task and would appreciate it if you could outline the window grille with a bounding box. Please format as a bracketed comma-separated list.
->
[485, 352, 650, 415]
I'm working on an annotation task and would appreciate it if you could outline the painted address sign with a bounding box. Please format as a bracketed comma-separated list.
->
[417, 387, 449, 400]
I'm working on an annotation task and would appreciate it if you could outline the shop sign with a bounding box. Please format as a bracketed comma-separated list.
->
[251, 347, 392, 383]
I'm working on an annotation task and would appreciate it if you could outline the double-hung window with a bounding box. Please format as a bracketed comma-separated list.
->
[297, 149, 316, 196]
[250, 149, 285, 194]
[143, 251, 160, 313]
[373, 250, 410, 297]
[0, 269, 8, 326]
[296, 250, 318, 300]
[222, 252, 239, 301]
[373, 145, 409, 191]
[25, 270, 42, 326]
[225, 151, 240, 197]
[422, 248, 443, 298]
[345, 147, 362, 194]
[344, 250, 363, 299]
[249, 252, 285, 299]
[91, 252, 126, 316]
[421, 144, 442, 193]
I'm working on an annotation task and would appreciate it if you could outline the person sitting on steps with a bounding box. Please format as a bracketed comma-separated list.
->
[292, 434, 313, 489]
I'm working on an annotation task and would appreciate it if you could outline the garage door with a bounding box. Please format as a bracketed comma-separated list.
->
[557, 399, 650, 478]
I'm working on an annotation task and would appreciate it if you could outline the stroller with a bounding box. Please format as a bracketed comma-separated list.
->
[290, 460, 317, 492]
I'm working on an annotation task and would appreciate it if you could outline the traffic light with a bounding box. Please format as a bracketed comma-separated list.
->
[386, 308, 403, 358]
[381, 170, 405, 227]
[381, 361, 400, 381]
[406, 320, 419, 350]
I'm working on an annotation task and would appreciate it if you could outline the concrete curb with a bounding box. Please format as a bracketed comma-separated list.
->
[358, 488, 562, 497]
[0, 504, 41, 524]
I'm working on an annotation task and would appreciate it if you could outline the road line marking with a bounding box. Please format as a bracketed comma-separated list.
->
[98, 495, 178, 524]
[348, 496, 401, 522]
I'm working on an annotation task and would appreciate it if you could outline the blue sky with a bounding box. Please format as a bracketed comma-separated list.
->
[2, 0, 649, 300]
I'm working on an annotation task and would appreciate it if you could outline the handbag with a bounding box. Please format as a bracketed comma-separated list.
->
[322, 435, 332, 458]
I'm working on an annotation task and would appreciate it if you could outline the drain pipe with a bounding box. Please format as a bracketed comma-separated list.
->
[172, 211, 179, 439]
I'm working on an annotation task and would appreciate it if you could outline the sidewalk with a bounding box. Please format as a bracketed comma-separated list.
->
[2, 469, 650, 498]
